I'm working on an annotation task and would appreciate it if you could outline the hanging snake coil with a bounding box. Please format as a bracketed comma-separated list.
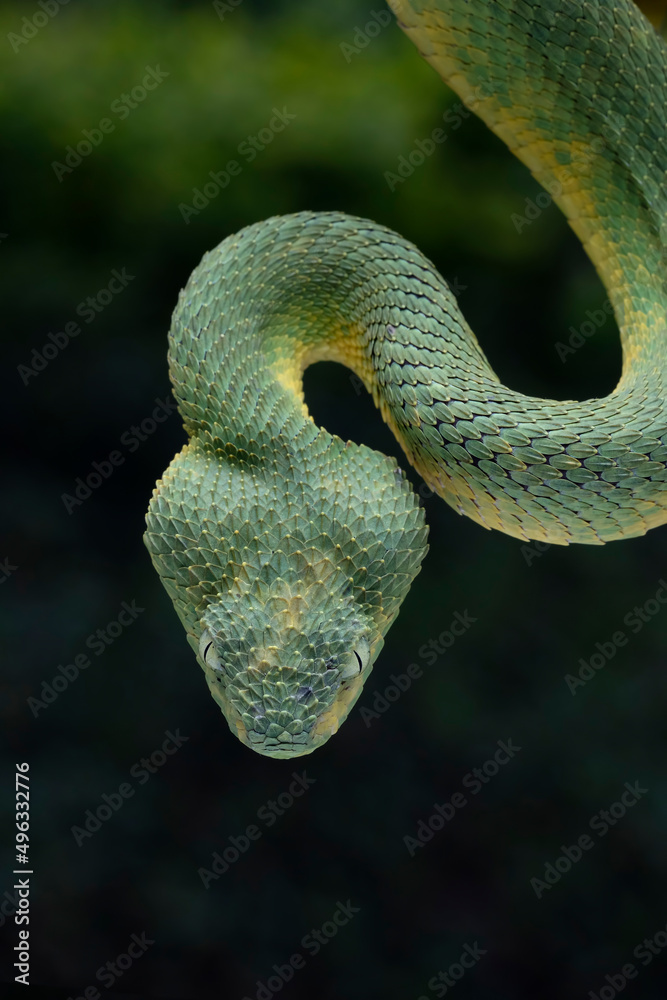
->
[145, 0, 667, 757]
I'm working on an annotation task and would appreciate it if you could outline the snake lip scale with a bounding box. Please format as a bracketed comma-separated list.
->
[145, 0, 667, 758]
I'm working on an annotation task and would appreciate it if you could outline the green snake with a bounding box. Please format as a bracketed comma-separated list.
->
[145, 0, 667, 758]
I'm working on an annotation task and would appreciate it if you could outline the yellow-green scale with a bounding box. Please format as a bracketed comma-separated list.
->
[146, 0, 667, 757]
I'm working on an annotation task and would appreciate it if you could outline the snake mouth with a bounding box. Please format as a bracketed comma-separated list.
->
[250, 676, 367, 758]
[226, 697, 346, 759]
[238, 731, 328, 759]
[202, 640, 371, 757]
[249, 741, 321, 760]
[199, 614, 374, 757]
[232, 714, 338, 759]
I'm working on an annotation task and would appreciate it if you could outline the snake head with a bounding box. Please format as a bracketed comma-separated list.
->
[196, 578, 381, 758]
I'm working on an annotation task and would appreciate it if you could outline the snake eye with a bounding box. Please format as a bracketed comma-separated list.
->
[199, 628, 222, 671]
[340, 637, 371, 679]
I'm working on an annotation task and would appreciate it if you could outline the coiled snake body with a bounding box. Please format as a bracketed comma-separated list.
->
[145, 0, 667, 757]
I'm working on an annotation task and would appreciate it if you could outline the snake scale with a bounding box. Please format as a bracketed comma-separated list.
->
[145, 0, 667, 758]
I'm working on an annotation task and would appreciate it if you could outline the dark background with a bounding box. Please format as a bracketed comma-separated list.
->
[2, 1, 667, 997]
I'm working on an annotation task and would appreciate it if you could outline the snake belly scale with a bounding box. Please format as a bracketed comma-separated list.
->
[145, 0, 667, 758]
